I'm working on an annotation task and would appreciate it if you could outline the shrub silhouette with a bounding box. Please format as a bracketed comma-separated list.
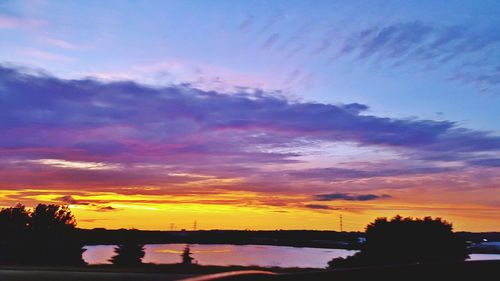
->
[0, 204, 85, 265]
[110, 242, 145, 266]
[328, 216, 469, 268]
[181, 245, 195, 265]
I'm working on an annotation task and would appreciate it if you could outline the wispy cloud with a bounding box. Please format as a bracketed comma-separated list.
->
[238, 15, 255, 32]
[131, 58, 279, 92]
[26, 159, 120, 170]
[19, 49, 76, 62]
[335, 21, 500, 89]
[41, 37, 79, 50]
[0, 14, 45, 29]
[262, 33, 280, 49]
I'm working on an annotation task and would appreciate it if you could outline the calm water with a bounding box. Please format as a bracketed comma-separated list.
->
[83, 244, 500, 268]
[83, 244, 356, 268]
[469, 254, 500, 261]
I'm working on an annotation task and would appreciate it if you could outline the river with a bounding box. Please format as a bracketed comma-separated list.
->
[83, 244, 500, 268]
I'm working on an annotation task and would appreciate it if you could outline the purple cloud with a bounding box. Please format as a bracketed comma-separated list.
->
[314, 193, 392, 201]
[0, 65, 499, 194]
[58, 195, 87, 205]
[468, 158, 500, 168]
[285, 166, 456, 182]
[304, 204, 338, 210]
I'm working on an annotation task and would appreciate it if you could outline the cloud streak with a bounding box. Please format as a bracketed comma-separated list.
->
[0, 14, 45, 29]
[304, 204, 340, 210]
[335, 21, 500, 90]
[314, 193, 392, 201]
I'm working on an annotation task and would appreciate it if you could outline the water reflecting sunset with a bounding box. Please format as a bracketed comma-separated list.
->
[84, 244, 357, 268]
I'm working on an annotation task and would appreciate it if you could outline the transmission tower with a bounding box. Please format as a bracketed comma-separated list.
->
[340, 214, 343, 232]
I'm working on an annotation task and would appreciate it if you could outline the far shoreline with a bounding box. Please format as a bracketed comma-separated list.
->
[77, 228, 500, 254]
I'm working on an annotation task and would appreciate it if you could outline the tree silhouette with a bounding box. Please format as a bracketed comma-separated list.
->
[0, 204, 85, 265]
[181, 245, 194, 265]
[110, 242, 145, 266]
[328, 216, 469, 268]
[30, 204, 86, 265]
[0, 204, 30, 233]
[0, 204, 31, 263]
[31, 204, 77, 232]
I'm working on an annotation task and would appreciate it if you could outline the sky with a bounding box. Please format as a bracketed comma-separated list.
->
[0, 0, 499, 231]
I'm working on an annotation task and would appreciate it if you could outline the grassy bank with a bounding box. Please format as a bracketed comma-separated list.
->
[0, 263, 314, 281]
[0, 260, 499, 281]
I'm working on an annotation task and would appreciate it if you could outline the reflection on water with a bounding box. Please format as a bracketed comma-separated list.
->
[83, 244, 500, 268]
[83, 244, 356, 268]
[468, 254, 500, 261]
[83, 245, 115, 265]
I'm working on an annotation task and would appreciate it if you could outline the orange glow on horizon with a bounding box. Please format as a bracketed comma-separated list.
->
[1, 188, 497, 232]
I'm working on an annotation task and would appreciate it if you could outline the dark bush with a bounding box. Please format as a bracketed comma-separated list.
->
[110, 242, 145, 266]
[328, 216, 469, 268]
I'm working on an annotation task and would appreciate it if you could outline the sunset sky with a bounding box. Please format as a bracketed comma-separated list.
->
[1, 0, 499, 232]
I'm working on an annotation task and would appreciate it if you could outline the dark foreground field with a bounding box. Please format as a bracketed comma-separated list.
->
[0, 264, 312, 281]
[0, 260, 498, 281]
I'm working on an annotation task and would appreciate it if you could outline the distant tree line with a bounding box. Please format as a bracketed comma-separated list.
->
[78, 228, 361, 249]
[0, 204, 85, 265]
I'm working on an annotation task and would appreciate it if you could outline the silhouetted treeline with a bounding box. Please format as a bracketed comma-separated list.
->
[0, 204, 85, 265]
[76, 229, 363, 249]
[328, 216, 469, 268]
